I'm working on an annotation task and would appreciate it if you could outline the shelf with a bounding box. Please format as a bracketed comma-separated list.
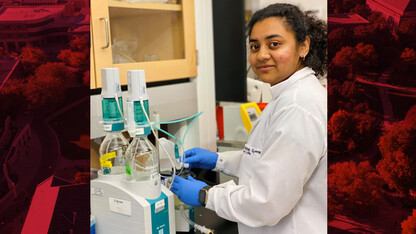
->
[109, 0, 182, 11]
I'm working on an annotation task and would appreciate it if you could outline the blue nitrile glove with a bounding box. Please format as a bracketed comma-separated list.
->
[170, 175, 207, 206]
[184, 147, 218, 170]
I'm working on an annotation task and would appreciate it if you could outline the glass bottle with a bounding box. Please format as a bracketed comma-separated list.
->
[99, 131, 129, 175]
[125, 135, 159, 182]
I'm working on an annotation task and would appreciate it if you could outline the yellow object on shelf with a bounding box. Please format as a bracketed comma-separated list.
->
[240, 102, 261, 134]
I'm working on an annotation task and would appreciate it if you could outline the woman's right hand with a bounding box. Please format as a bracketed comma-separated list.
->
[184, 147, 218, 170]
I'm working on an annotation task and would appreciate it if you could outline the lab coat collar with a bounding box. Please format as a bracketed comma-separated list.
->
[270, 67, 315, 100]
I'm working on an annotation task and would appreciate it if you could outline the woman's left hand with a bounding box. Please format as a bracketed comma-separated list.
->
[170, 176, 207, 206]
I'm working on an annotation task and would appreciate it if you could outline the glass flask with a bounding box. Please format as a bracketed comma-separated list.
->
[99, 131, 129, 175]
[125, 135, 159, 181]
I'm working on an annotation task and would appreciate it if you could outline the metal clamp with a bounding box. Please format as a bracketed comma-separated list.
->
[100, 17, 110, 49]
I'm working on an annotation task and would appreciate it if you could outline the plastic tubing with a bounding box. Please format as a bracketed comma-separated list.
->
[151, 112, 202, 175]
[140, 98, 176, 189]
[152, 126, 183, 146]
[152, 125, 186, 175]
[181, 112, 200, 144]
[179, 205, 214, 234]
[153, 112, 202, 125]
[114, 92, 127, 125]
[180, 112, 200, 171]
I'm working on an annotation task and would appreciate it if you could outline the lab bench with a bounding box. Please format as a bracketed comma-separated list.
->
[178, 206, 238, 234]
[182, 166, 239, 234]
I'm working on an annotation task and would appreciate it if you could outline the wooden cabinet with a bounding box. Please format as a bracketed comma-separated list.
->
[90, 0, 197, 89]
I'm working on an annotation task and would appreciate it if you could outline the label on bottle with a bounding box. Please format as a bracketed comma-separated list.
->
[100, 151, 116, 167]
[135, 128, 144, 135]
[151, 172, 159, 180]
[103, 125, 112, 131]
[109, 197, 131, 216]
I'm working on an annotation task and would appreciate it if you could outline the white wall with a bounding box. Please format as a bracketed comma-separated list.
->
[189, 0, 217, 152]
[246, 0, 327, 21]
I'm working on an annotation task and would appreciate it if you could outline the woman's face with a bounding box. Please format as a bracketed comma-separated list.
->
[249, 17, 309, 86]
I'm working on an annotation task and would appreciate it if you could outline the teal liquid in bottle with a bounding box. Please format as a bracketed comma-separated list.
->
[133, 100, 149, 125]
[102, 97, 123, 122]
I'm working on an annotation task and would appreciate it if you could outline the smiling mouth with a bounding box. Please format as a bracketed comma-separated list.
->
[257, 65, 275, 71]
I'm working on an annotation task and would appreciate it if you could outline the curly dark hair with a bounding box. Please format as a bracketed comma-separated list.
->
[247, 3, 327, 77]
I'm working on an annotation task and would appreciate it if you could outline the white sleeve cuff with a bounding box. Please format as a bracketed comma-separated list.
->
[205, 180, 236, 210]
[213, 150, 243, 177]
[214, 152, 226, 172]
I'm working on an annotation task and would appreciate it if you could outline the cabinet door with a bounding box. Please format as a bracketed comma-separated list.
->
[91, 0, 197, 89]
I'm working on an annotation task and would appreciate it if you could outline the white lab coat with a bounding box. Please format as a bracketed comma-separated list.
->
[206, 67, 327, 234]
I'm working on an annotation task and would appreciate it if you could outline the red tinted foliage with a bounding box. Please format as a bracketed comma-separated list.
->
[331, 46, 356, 72]
[339, 80, 359, 98]
[328, 109, 378, 153]
[73, 172, 90, 184]
[70, 36, 89, 53]
[330, 43, 378, 78]
[328, 161, 385, 215]
[404, 105, 416, 124]
[20, 47, 48, 75]
[377, 120, 416, 195]
[367, 11, 388, 31]
[58, 50, 88, 68]
[328, 28, 349, 60]
[23, 62, 72, 111]
[68, 51, 88, 67]
[400, 48, 416, 63]
[328, 109, 355, 145]
[398, 21, 416, 35]
[0, 79, 27, 118]
[57, 49, 72, 63]
[398, 21, 416, 46]
[355, 43, 378, 68]
[0, 79, 25, 96]
[401, 209, 416, 234]
[83, 70, 90, 86]
[34, 62, 74, 82]
[349, 4, 371, 18]
[353, 25, 373, 42]
[397, 48, 416, 74]
[328, 0, 365, 13]
[58, 37, 89, 74]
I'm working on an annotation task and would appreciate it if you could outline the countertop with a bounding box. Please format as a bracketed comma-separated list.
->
[178, 206, 238, 234]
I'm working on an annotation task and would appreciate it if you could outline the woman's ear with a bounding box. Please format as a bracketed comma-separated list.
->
[300, 36, 311, 58]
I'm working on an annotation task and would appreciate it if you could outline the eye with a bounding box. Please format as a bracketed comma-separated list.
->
[249, 44, 259, 51]
[269, 41, 279, 48]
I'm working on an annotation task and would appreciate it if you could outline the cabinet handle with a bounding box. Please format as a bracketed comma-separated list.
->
[100, 17, 110, 49]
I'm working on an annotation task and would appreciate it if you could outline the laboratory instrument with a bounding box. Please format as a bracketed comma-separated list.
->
[99, 68, 129, 175]
[92, 69, 212, 233]
[125, 70, 160, 198]
[91, 69, 175, 234]
[240, 102, 261, 134]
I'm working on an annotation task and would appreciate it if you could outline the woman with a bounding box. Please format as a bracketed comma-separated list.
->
[171, 3, 327, 233]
